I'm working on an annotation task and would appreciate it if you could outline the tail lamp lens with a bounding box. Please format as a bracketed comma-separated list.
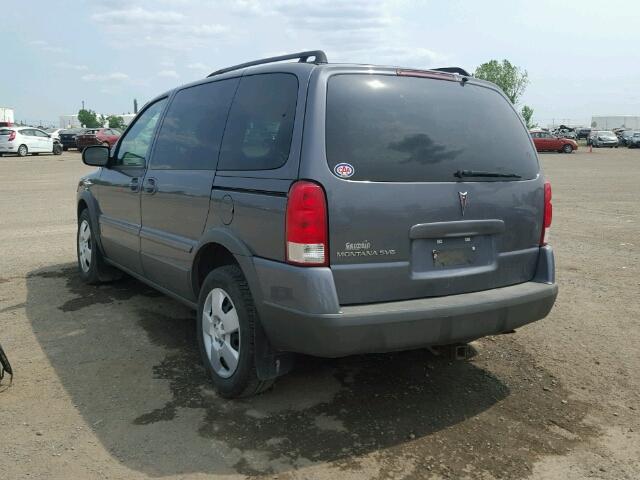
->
[286, 181, 328, 266]
[8, 131, 16, 141]
[540, 181, 552, 245]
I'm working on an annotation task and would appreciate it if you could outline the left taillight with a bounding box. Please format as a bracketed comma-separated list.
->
[286, 181, 328, 266]
[7, 131, 16, 141]
[540, 181, 552, 246]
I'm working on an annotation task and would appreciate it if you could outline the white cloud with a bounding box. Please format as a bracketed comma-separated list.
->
[91, 6, 229, 51]
[29, 40, 68, 54]
[232, 0, 447, 69]
[91, 7, 184, 25]
[187, 62, 212, 72]
[81, 72, 129, 82]
[55, 62, 89, 71]
[157, 70, 179, 79]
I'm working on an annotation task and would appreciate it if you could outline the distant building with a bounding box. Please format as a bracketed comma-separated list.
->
[591, 116, 640, 130]
[59, 115, 82, 129]
[121, 113, 136, 126]
[60, 113, 137, 129]
[0, 107, 15, 127]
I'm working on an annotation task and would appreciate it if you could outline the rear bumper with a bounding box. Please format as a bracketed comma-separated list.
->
[253, 246, 558, 357]
[0, 144, 16, 152]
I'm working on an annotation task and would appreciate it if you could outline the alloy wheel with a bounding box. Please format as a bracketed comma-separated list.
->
[202, 288, 241, 378]
[78, 220, 92, 273]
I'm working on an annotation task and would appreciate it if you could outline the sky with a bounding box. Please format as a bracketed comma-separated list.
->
[3, 0, 639, 128]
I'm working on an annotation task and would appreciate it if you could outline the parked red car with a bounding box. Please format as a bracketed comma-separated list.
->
[75, 128, 121, 151]
[530, 130, 578, 153]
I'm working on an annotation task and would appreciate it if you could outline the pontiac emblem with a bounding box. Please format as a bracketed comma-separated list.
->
[458, 192, 469, 216]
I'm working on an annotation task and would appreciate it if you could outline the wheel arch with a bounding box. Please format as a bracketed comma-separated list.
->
[191, 229, 259, 301]
[77, 190, 105, 254]
[191, 229, 294, 382]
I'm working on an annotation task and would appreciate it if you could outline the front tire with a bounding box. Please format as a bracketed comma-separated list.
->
[562, 144, 573, 153]
[197, 265, 273, 398]
[17, 144, 28, 157]
[53, 144, 63, 155]
[77, 209, 121, 284]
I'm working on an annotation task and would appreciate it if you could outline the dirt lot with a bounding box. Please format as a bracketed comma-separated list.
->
[1, 148, 639, 479]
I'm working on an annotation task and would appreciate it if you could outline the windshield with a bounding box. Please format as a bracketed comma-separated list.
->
[326, 74, 538, 182]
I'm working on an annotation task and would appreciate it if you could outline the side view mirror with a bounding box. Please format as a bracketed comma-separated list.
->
[82, 145, 110, 167]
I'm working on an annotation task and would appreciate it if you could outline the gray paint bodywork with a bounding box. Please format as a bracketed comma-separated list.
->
[77, 60, 557, 360]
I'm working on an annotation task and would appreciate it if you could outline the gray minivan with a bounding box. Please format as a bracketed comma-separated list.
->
[77, 51, 557, 398]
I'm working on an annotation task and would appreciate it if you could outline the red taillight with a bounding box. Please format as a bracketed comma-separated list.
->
[7, 131, 16, 141]
[540, 181, 552, 246]
[286, 181, 328, 266]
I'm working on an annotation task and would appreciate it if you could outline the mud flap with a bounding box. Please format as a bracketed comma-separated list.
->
[254, 320, 295, 380]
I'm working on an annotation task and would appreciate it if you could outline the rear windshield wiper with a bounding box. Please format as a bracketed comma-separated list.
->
[454, 170, 522, 179]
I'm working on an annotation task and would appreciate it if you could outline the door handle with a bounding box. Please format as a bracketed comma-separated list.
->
[143, 177, 158, 194]
[129, 178, 140, 192]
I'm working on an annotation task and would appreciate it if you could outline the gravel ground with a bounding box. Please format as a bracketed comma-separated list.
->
[0, 148, 638, 479]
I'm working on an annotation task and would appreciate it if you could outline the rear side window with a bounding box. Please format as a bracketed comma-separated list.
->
[326, 74, 538, 182]
[217, 73, 298, 171]
[151, 79, 237, 170]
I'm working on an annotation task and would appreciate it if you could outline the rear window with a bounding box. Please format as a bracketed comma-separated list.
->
[326, 74, 538, 182]
[0, 129, 13, 135]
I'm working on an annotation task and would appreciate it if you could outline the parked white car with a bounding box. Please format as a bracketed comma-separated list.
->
[45, 128, 63, 140]
[0, 127, 62, 156]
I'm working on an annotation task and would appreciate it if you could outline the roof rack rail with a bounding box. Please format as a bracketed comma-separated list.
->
[433, 67, 471, 77]
[207, 50, 328, 77]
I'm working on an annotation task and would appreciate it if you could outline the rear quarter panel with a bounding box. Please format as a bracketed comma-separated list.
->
[202, 64, 314, 261]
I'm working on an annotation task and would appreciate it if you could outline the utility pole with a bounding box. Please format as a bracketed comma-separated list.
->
[133, 98, 138, 114]
[82, 100, 85, 111]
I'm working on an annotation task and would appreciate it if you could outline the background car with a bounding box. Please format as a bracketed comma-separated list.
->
[552, 126, 577, 139]
[591, 130, 619, 148]
[577, 128, 592, 140]
[75, 128, 121, 151]
[45, 128, 63, 140]
[627, 132, 640, 148]
[619, 130, 639, 146]
[530, 130, 578, 153]
[59, 128, 87, 151]
[0, 127, 62, 156]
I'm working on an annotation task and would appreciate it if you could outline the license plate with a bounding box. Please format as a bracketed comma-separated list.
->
[432, 247, 476, 267]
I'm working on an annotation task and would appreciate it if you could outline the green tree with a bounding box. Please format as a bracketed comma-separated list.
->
[106, 115, 126, 130]
[521, 105, 537, 129]
[474, 59, 529, 105]
[77, 109, 101, 128]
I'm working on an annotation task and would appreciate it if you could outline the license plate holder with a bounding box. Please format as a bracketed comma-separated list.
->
[432, 246, 476, 267]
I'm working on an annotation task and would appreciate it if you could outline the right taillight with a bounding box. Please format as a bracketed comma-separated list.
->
[540, 181, 552, 246]
[286, 181, 328, 266]
[7, 131, 16, 141]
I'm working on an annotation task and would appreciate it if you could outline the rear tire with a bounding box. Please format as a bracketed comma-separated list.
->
[197, 265, 273, 398]
[77, 209, 122, 284]
[562, 144, 573, 153]
[17, 144, 28, 157]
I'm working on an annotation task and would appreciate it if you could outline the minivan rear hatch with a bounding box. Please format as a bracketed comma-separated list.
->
[322, 71, 544, 305]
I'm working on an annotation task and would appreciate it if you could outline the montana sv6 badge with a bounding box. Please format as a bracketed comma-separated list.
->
[336, 241, 397, 258]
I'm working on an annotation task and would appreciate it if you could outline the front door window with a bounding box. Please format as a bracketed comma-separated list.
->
[114, 99, 167, 168]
